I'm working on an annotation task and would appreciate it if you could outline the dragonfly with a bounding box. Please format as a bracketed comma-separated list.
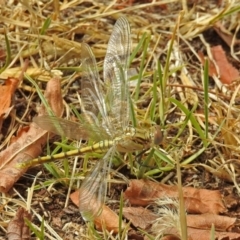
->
[27, 17, 162, 220]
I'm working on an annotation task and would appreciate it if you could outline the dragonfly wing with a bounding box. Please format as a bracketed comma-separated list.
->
[81, 43, 112, 136]
[103, 17, 131, 133]
[33, 115, 109, 141]
[79, 146, 115, 221]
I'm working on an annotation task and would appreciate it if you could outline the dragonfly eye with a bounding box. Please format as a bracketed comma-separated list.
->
[153, 125, 163, 145]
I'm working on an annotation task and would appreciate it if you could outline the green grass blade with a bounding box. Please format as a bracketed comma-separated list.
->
[162, 42, 174, 91]
[149, 70, 157, 121]
[176, 154, 187, 240]
[222, 5, 240, 17]
[157, 60, 165, 124]
[70, 104, 82, 120]
[169, 97, 208, 147]
[144, 168, 164, 176]
[157, 19, 179, 126]
[210, 5, 240, 22]
[210, 223, 215, 240]
[25, 218, 45, 240]
[154, 148, 175, 168]
[40, 216, 45, 239]
[181, 146, 206, 165]
[203, 59, 209, 141]
[137, 148, 155, 178]
[134, 34, 151, 101]
[40, 17, 51, 35]
[24, 74, 55, 116]
[44, 162, 62, 179]
[128, 32, 147, 64]
[167, 101, 204, 151]
[34, 179, 64, 190]
[53, 141, 77, 150]
[129, 96, 137, 127]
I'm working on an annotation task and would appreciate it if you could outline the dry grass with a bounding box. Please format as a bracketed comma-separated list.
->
[0, 0, 240, 239]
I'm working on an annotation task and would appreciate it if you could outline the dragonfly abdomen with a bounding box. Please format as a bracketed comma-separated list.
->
[90, 140, 114, 152]
[20, 139, 116, 168]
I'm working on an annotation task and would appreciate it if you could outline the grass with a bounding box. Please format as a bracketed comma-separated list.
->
[1, 0, 240, 239]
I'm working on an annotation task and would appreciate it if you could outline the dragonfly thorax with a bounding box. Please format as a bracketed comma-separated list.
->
[115, 125, 162, 153]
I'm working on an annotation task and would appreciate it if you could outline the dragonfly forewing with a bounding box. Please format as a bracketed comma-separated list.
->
[104, 17, 131, 134]
[81, 43, 113, 137]
[33, 115, 110, 142]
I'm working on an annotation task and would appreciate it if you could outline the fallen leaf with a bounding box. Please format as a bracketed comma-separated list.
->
[153, 226, 240, 240]
[152, 216, 239, 240]
[0, 60, 29, 132]
[158, 236, 180, 240]
[70, 189, 126, 233]
[0, 76, 63, 192]
[0, 77, 19, 131]
[124, 179, 226, 214]
[224, 194, 238, 209]
[198, 46, 239, 84]
[187, 213, 236, 231]
[198, 51, 218, 78]
[128, 229, 145, 240]
[187, 227, 240, 240]
[123, 207, 157, 229]
[214, 22, 240, 48]
[7, 207, 31, 240]
[211, 45, 239, 84]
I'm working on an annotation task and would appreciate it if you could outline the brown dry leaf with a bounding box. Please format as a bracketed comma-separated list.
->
[123, 207, 157, 230]
[154, 226, 240, 240]
[128, 229, 145, 240]
[199, 46, 239, 84]
[211, 45, 239, 84]
[224, 194, 238, 209]
[214, 22, 240, 47]
[152, 218, 239, 240]
[94, 204, 125, 233]
[0, 60, 29, 132]
[0, 77, 19, 131]
[70, 189, 125, 233]
[187, 227, 240, 240]
[0, 76, 63, 193]
[198, 50, 218, 77]
[187, 214, 236, 231]
[7, 207, 31, 240]
[158, 236, 180, 240]
[124, 179, 226, 214]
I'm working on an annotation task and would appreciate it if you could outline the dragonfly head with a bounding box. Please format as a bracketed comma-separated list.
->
[130, 124, 163, 150]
